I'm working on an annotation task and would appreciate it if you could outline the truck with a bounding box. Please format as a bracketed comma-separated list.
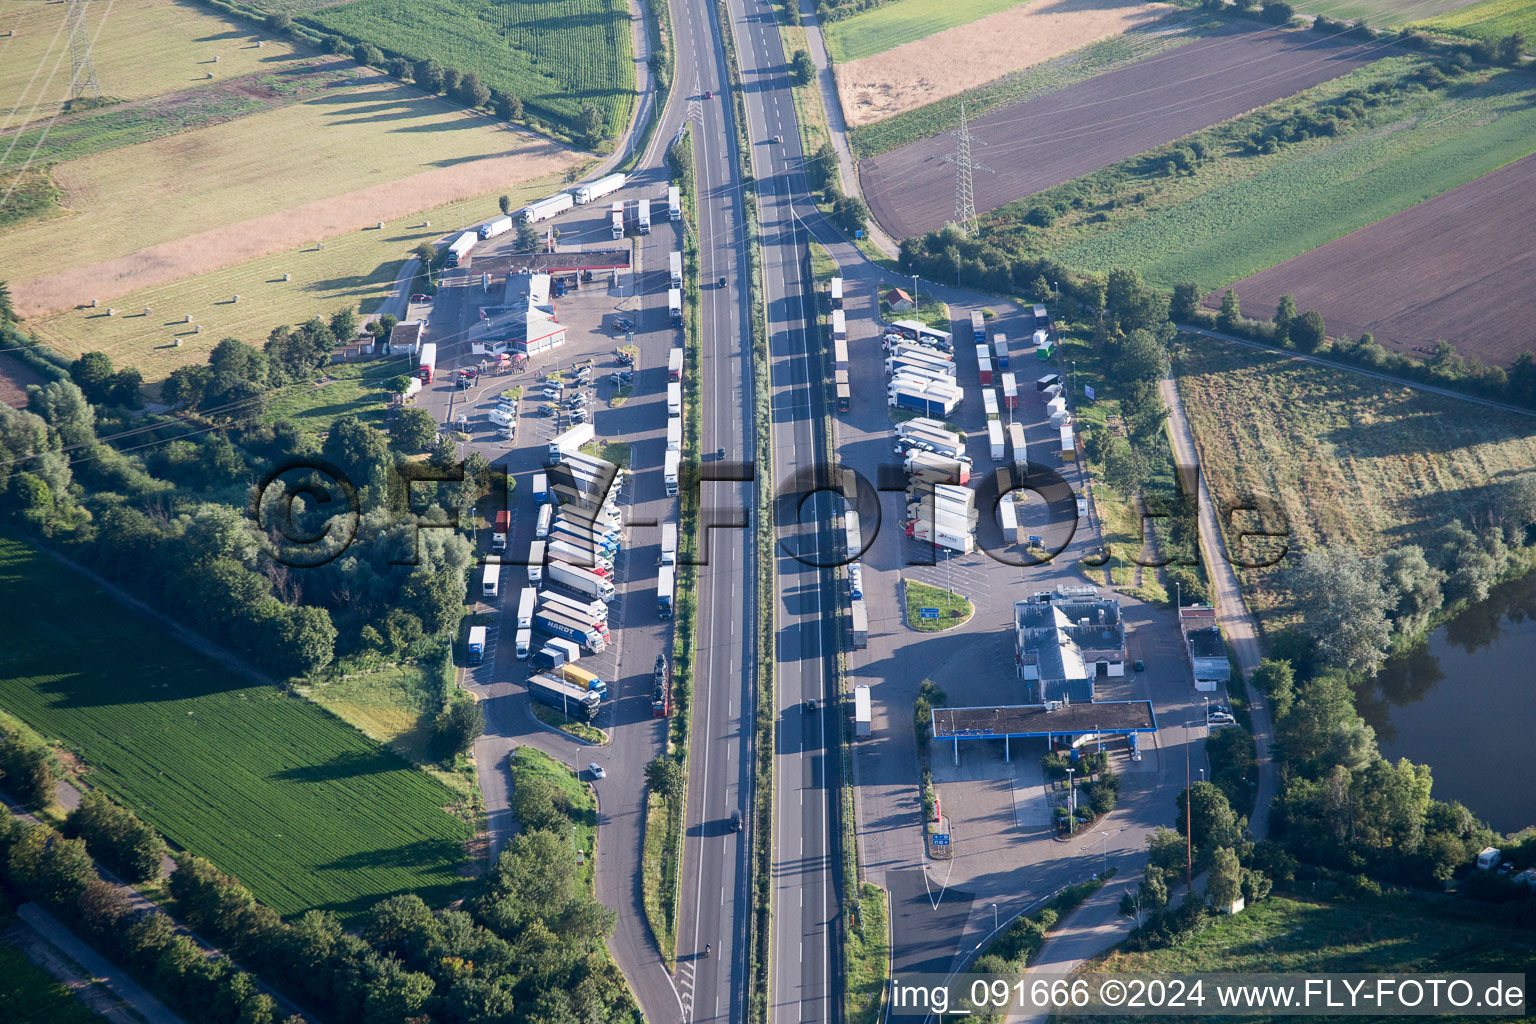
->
[666, 416, 682, 453]
[661, 522, 678, 565]
[533, 472, 548, 503]
[658, 564, 675, 619]
[897, 423, 960, 451]
[668, 346, 684, 381]
[1037, 372, 1062, 392]
[978, 356, 994, 386]
[515, 627, 531, 659]
[836, 372, 850, 412]
[521, 192, 574, 224]
[668, 287, 683, 327]
[970, 310, 986, 344]
[1032, 303, 1049, 328]
[1001, 372, 1019, 410]
[548, 539, 613, 571]
[547, 560, 616, 601]
[418, 342, 437, 383]
[885, 350, 954, 378]
[610, 200, 625, 240]
[527, 540, 545, 582]
[479, 215, 513, 240]
[830, 276, 844, 309]
[554, 511, 620, 543]
[896, 417, 953, 440]
[1060, 425, 1076, 462]
[490, 510, 510, 554]
[988, 420, 1005, 462]
[889, 382, 961, 418]
[536, 504, 553, 539]
[907, 520, 975, 554]
[667, 381, 682, 417]
[548, 422, 595, 465]
[668, 185, 681, 221]
[889, 366, 956, 392]
[573, 173, 625, 205]
[854, 684, 871, 738]
[833, 338, 849, 374]
[669, 251, 683, 288]
[664, 449, 680, 497]
[906, 451, 970, 485]
[559, 664, 609, 700]
[992, 332, 1010, 369]
[548, 525, 618, 557]
[533, 608, 607, 652]
[541, 590, 607, 626]
[850, 599, 869, 649]
[536, 637, 583, 670]
[446, 232, 476, 268]
[653, 654, 671, 717]
[529, 674, 600, 720]
[637, 198, 652, 234]
[1009, 422, 1028, 478]
[517, 587, 537, 629]
[481, 562, 500, 598]
[467, 625, 486, 665]
[831, 309, 846, 341]
[982, 389, 999, 420]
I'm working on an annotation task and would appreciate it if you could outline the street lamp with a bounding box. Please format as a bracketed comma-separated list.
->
[1199, 768, 1205, 783]
[990, 903, 998, 933]
[1064, 767, 1077, 833]
[1100, 831, 1110, 876]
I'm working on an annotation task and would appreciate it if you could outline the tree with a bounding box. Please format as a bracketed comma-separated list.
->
[1176, 782, 1243, 865]
[0, 736, 59, 808]
[64, 791, 167, 883]
[644, 757, 684, 802]
[69, 351, 115, 404]
[265, 11, 292, 33]
[0, 280, 15, 324]
[1170, 281, 1200, 322]
[1290, 544, 1392, 675]
[414, 58, 444, 93]
[1115, 329, 1169, 385]
[1208, 846, 1242, 906]
[458, 70, 490, 109]
[387, 56, 410, 80]
[1217, 289, 1241, 332]
[514, 221, 540, 253]
[498, 194, 512, 215]
[432, 698, 482, 759]
[28, 379, 96, 449]
[1496, 32, 1525, 66]
[493, 90, 523, 121]
[791, 49, 815, 85]
[1251, 658, 1295, 722]
[1273, 294, 1297, 341]
[329, 307, 358, 342]
[579, 104, 607, 148]
[833, 194, 868, 234]
[1380, 545, 1444, 637]
[442, 67, 464, 96]
[1105, 268, 1165, 333]
[390, 407, 438, 451]
[808, 141, 838, 191]
[1439, 520, 1503, 605]
[275, 605, 338, 677]
[353, 42, 383, 67]
[1102, 438, 1152, 496]
[1290, 310, 1325, 352]
[1279, 671, 1376, 776]
[106, 367, 144, 408]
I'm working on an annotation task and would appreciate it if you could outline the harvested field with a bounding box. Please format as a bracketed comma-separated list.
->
[835, 0, 1165, 129]
[1174, 334, 1536, 627]
[0, 353, 48, 408]
[860, 25, 1380, 239]
[6, 77, 578, 316]
[1412, 0, 1536, 42]
[1223, 152, 1536, 368]
[1292, 0, 1483, 26]
[824, 0, 1021, 63]
[0, 0, 301, 130]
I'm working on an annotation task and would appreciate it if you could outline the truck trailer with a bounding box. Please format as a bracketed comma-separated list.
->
[850, 600, 869, 649]
[533, 608, 606, 652]
[668, 185, 681, 221]
[905, 451, 970, 485]
[830, 277, 844, 309]
[559, 664, 608, 700]
[664, 449, 681, 496]
[610, 201, 625, 240]
[668, 346, 684, 381]
[538, 589, 607, 624]
[517, 587, 537, 629]
[854, 684, 871, 737]
[988, 420, 1005, 462]
[527, 540, 545, 582]
[637, 198, 652, 234]
[467, 625, 486, 665]
[521, 192, 574, 224]
[661, 522, 677, 565]
[667, 381, 682, 417]
[992, 332, 1010, 369]
[982, 389, 999, 420]
[668, 288, 682, 327]
[418, 342, 437, 383]
[970, 310, 986, 344]
[479, 215, 513, 240]
[547, 423, 595, 465]
[1001, 373, 1019, 410]
[658, 564, 675, 619]
[1009, 423, 1028, 478]
[446, 232, 476, 268]
[529, 674, 600, 720]
[831, 309, 846, 341]
[669, 251, 683, 288]
[574, 173, 625, 205]
[889, 383, 961, 418]
[546, 560, 616, 601]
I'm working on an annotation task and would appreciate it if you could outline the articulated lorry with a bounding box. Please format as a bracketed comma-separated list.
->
[529, 674, 600, 720]
[668, 288, 682, 327]
[479, 215, 513, 240]
[610, 201, 625, 240]
[669, 251, 683, 288]
[573, 173, 625, 204]
[446, 232, 476, 268]
[467, 626, 486, 665]
[664, 449, 680, 497]
[521, 192, 574, 224]
[418, 342, 437, 383]
[517, 587, 537, 629]
[661, 522, 677, 566]
[539, 591, 607, 628]
[636, 198, 652, 234]
[668, 185, 681, 221]
[492, 510, 510, 553]
[895, 420, 960, 447]
[889, 381, 961, 417]
[658, 564, 674, 619]
[905, 451, 970, 486]
[546, 560, 616, 601]
[988, 420, 1005, 462]
[547, 422, 596, 465]
[559, 663, 608, 700]
[533, 607, 607, 652]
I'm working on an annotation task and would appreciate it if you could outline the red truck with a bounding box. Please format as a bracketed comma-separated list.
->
[492, 510, 510, 554]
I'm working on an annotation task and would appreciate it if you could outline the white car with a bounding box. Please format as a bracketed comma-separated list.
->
[588, 763, 606, 779]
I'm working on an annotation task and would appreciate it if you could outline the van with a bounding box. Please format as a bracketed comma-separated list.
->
[536, 504, 553, 539]
[481, 562, 500, 598]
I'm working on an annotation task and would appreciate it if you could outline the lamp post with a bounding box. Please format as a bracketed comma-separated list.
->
[990, 903, 998, 933]
[1100, 830, 1111, 876]
[1065, 767, 1077, 834]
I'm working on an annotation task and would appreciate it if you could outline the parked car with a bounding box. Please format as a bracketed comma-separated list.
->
[1134, 659, 1145, 672]
[410, 293, 429, 302]
[588, 763, 606, 780]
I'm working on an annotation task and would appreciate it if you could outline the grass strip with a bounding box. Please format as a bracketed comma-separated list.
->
[902, 578, 973, 631]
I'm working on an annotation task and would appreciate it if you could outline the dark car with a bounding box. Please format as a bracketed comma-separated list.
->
[729, 809, 742, 832]
[804, 698, 818, 712]
[1134, 659, 1145, 672]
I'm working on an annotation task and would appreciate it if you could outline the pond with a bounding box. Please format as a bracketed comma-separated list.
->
[1358, 572, 1536, 835]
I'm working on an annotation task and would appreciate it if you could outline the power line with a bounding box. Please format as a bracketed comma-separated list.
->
[952, 102, 977, 237]
[66, 0, 100, 103]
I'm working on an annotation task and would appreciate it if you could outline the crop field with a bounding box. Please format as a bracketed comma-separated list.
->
[0, 938, 107, 1024]
[24, 171, 567, 384]
[6, 76, 577, 314]
[860, 25, 1379, 239]
[1051, 68, 1536, 293]
[1174, 335, 1536, 626]
[1412, 0, 1536, 42]
[307, 0, 635, 139]
[0, 537, 470, 919]
[1291, 0, 1483, 26]
[824, 0, 1022, 63]
[832, 0, 1165, 128]
[1227, 153, 1536, 367]
[0, 0, 302, 130]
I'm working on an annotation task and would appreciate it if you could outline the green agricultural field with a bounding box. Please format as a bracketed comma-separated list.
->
[823, 0, 1022, 63]
[1174, 336, 1536, 627]
[0, 536, 470, 920]
[0, 942, 108, 1024]
[1042, 66, 1536, 290]
[1291, 0, 1483, 26]
[306, 0, 635, 140]
[0, 0, 302, 130]
[1413, 0, 1536, 42]
[23, 170, 571, 386]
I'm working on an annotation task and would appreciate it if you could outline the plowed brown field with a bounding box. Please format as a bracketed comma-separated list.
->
[1224, 152, 1536, 366]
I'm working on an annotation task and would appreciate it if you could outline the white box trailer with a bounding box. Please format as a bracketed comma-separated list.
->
[668, 346, 684, 381]
[610, 201, 625, 240]
[834, 338, 849, 373]
[1009, 422, 1028, 477]
[446, 232, 476, 267]
[666, 416, 682, 452]
[664, 449, 681, 496]
[637, 198, 651, 234]
[481, 562, 500, 598]
[661, 522, 677, 565]
[527, 540, 545, 582]
[854, 684, 871, 737]
[830, 276, 844, 309]
[547, 560, 616, 601]
[988, 420, 1005, 462]
[998, 495, 1019, 535]
[896, 417, 952, 440]
[982, 389, 999, 419]
[831, 309, 846, 341]
[479, 215, 514, 240]
[850, 600, 868, 649]
[667, 381, 682, 417]
[574, 173, 625, 204]
[669, 251, 683, 288]
[522, 192, 574, 223]
[668, 185, 681, 221]
[1060, 425, 1076, 461]
[1001, 372, 1019, 410]
[668, 287, 682, 326]
[517, 587, 537, 629]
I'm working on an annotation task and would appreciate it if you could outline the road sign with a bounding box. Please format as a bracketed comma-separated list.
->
[931, 833, 950, 847]
[919, 607, 940, 620]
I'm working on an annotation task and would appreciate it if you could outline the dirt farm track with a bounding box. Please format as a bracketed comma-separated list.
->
[1222, 152, 1536, 367]
[860, 25, 1380, 239]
